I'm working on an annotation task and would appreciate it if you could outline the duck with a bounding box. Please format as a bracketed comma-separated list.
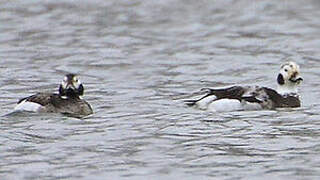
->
[185, 61, 303, 112]
[14, 74, 93, 116]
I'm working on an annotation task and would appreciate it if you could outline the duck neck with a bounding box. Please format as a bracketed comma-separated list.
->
[59, 87, 80, 99]
[277, 84, 298, 95]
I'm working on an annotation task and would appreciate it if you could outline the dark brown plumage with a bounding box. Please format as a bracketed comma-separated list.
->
[18, 93, 93, 116]
[15, 74, 93, 116]
[184, 62, 302, 112]
[185, 86, 300, 110]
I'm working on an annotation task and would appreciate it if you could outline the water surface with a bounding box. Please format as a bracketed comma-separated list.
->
[1, 0, 320, 179]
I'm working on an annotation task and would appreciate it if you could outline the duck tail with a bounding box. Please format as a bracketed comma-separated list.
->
[184, 100, 198, 107]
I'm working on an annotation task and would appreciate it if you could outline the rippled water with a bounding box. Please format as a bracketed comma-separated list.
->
[1, 0, 320, 179]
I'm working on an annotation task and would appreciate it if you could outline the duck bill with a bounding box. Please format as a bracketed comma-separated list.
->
[66, 83, 76, 90]
[289, 76, 303, 83]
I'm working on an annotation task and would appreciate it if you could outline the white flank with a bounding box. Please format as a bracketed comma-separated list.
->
[195, 95, 217, 110]
[241, 101, 262, 111]
[14, 100, 43, 112]
[208, 99, 242, 112]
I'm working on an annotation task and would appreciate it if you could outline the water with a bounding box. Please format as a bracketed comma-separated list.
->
[1, 0, 320, 179]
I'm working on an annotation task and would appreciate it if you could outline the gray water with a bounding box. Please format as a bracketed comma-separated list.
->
[1, 0, 320, 179]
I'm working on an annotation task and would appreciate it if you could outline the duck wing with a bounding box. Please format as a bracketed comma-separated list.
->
[262, 87, 300, 108]
[17, 93, 58, 106]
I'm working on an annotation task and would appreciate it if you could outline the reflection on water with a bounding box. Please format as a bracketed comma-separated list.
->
[1, 0, 320, 179]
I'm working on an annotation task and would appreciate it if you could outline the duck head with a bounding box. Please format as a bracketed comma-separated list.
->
[59, 74, 84, 97]
[277, 61, 303, 94]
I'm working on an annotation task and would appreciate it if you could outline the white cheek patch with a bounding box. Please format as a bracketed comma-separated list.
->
[14, 100, 43, 112]
[72, 76, 81, 88]
[76, 80, 81, 88]
[280, 67, 292, 81]
[61, 81, 68, 89]
[72, 82, 81, 89]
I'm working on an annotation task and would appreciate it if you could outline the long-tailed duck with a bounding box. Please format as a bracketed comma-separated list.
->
[185, 61, 303, 112]
[14, 74, 93, 116]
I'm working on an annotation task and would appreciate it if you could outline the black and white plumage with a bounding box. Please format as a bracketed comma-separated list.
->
[185, 61, 303, 112]
[14, 74, 93, 116]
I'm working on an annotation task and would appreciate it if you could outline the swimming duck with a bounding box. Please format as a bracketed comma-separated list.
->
[185, 61, 303, 112]
[14, 74, 93, 116]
